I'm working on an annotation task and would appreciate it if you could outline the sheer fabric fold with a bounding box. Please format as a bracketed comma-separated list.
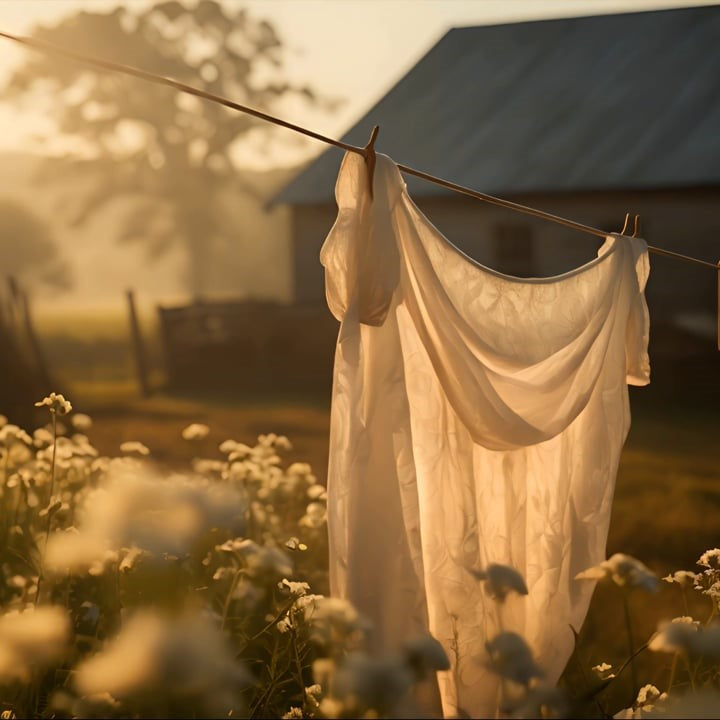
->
[321, 151, 650, 718]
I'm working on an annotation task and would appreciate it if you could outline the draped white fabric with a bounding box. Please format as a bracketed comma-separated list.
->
[321, 151, 650, 718]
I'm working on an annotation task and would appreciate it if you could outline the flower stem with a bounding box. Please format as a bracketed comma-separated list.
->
[43, 412, 58, 555]
[623, 591, 638, 698]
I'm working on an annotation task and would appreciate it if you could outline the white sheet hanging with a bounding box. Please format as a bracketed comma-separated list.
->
[321, 151, 650, 718]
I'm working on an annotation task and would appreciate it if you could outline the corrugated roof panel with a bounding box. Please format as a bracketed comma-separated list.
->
[273, 6, 720, 206]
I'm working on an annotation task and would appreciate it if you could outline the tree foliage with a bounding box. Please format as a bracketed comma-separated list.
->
[6, 1, 327, 296]
[0, 199, 70, 292]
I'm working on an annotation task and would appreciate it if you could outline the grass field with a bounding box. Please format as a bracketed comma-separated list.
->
[29, 307, 720, 714]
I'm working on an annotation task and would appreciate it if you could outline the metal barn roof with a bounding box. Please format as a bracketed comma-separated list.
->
[273, 5, 720, 206]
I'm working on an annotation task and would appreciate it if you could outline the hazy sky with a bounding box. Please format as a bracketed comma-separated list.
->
[0, 0, 716, 167]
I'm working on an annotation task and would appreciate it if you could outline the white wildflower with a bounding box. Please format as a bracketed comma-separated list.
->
[276, 617, 292, 634]
[33, 427, 54, 447]
[485, 632, 542, 686]
[648, 618, 720, 657]
[279, 578, 310, 596]
[236, 540, 293, 579]
[75, 612, 249, 715]
[285, 537, 308, 552]
[71, 413, 93, 431]
[0, 424, 32, 448]
[469, 563, 529, 602]
[181, 423, 210, 441]
[307, 597, 366, 647]
[299, 501, 326, 529]
[333, 653, 413, 713]
[663, 570, 700, 586]
[281, 708, 303, 719]
[592, 662, 615, 679]
[403, 634, 450, 679]
[53, 470, 245, 561]
[698, 549, 720, 570]
[307, 483, 327, 500]
[643, 688, 720, 718]
[576, 553, 659, 592]
[0, 606, 70, 681]
[119, 441, 150, 456]
[35, 392, 72, 415]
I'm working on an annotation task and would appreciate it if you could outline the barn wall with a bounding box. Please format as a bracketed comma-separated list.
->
[291, 187, 720, 323]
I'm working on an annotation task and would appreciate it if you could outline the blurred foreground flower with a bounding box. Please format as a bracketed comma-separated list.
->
[46, 469, 246, 570]
[75, 611, 249, 717]
[469, 563, 528, 602]
[576, 553, 660, 592]
[644, 688, 720, 718]
[485, 632, 542, 686]
[402, 634, 450, 679]
[649, 618, 720, 657]
[71, 413, 93, 431]
[333, 653, 413, 715]
[181, 423, 210, 441]
[0, 606, 69, 682]
[119, 441, 150, 456]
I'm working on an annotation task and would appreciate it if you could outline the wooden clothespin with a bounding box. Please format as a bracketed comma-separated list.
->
[631, 214, 641, 238]
[619, 213, 631, 235]
[363, 125, 379, 199]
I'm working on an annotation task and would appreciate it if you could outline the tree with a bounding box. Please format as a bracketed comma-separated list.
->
[0, 199, 70, 292]
[5, 1, 329, 297]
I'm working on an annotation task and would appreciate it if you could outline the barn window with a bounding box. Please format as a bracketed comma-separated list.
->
[494, 224, 536, 277]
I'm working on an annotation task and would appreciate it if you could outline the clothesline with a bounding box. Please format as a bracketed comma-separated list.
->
[0, 28, 717, 275]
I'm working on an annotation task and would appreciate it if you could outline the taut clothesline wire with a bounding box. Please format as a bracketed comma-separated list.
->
[0, 29, 717, 276]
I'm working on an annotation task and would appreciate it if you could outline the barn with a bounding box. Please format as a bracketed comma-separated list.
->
[271, 5, 720, 389]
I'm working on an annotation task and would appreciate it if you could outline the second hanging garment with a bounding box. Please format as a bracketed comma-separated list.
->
[321, 151, 650, 718]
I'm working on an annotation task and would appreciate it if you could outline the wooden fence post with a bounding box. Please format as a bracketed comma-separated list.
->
[126, 288, 151, 397]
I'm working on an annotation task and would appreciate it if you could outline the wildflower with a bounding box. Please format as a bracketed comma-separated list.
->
[35, 392, 72, 415]
[51, 470, 245, 562]
[592, 662, 615, 679]
[333, 653, 413, 714]
[72, 413, 93, 431]
[614, 684, 668, 718]
[0, 606, 70, 681]
[641, 688, 720, 718]
[299, 501, 327, 529]
[281, 708, 303, 719]
[181, 423, 210, 440]
[307, 483, 327, 500]
[75, 611, 249, 716]
[402, 634, 450, 679]
[648, 618, 720, 657]
[192, 458, 224, 474]
[469, 563, 529, 602]
[119, 441, 150, 456]
[236, 540, 293, 579]
[279, 578, 310, 596]
[285, 537, 308, 552]
[307, 597, 367, 647]
[33, 427, 54, 447]
[663, 570, 700, 586]
[485, 632, 543, 686]
[697, 549, 720, 570]
[575, 553, 660, 592]
[0, 424, 32, 447]
[509, 683, 567, 719]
